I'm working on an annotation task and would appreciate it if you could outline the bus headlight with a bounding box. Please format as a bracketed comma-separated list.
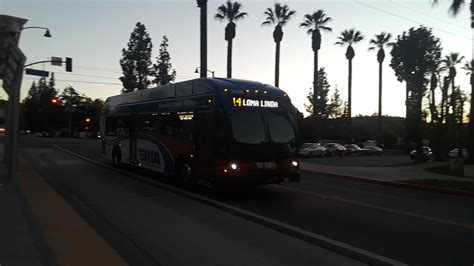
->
[230, 163, 238, 170]
[291, 161, 298, 167]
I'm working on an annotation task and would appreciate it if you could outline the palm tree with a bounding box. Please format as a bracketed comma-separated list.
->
[335, 29, 364, 125]
[299, 10, 332, 117]
[262, 3, 296, 88]
[441, 53, 465, 123]
[215, 0, 248, 78]
[432, 0, 473, 28]
[463, 60, 474, 158]
[369, 32, 393, 140]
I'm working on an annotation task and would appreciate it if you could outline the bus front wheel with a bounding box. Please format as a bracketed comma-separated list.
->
[112, 148, 122, 167]
[178, 163, 194, 187]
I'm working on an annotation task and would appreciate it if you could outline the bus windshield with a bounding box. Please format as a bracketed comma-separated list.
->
[229, 110, 296, 160]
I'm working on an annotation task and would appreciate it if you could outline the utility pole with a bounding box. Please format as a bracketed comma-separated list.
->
[197, 0, 208, 78]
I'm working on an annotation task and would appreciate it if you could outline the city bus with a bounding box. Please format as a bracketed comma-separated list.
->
[101, 78, 300, 187]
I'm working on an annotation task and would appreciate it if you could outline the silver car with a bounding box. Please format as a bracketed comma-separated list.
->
[298, 143, 327, 158]
[449, 148, 469, 158]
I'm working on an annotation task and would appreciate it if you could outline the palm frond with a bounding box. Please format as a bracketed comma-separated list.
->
[449, 0, 465, 15]
[234, 12, 248, 21]
[216, 1, 247, 23]
[215, 13, 225, 20]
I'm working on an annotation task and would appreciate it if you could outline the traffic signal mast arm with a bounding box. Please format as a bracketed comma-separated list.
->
[24, 57, 72, 72]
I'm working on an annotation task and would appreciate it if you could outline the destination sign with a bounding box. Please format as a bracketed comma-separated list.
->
[232, 97, 278, 108]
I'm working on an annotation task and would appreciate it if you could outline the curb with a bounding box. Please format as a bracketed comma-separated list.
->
[302, 169, 474, 198]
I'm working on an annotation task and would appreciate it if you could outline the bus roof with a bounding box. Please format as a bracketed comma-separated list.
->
[103, 78, 290, 108]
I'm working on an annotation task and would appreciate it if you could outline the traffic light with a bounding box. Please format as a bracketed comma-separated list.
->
[65, 57, 72, 72]
[51, 98, 59, 104]
[85, 118, 91, 123]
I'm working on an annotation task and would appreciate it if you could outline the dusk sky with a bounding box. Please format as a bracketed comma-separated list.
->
[2, 0, 472, 117]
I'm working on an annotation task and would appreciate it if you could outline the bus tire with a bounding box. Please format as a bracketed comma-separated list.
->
[178, 163, 194, 187]
[112, 147, 122, 167]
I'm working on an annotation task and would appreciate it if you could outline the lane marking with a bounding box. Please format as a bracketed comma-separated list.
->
[276, 185, 474, 231]
[51, 144, 407, 266]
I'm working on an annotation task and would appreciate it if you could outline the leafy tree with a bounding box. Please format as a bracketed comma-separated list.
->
[23, 75, 59, 132]
[119, 22, 153, 93]
[369, 32, 393, 140]
[261, 3, 296, 87]
[60, 86, 87, 106]
[300, 10, 332, 116]
[152, 36, 177, 86]
[215, 0, 248, 78]
[390, 26, 442, 159]
[305, 67, 330, 117]
[327, 85, 344, 119]
[335, 29, 364, 126]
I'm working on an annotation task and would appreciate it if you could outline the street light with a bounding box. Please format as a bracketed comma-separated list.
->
[195, 67, 215, 78]
[21, 26, 52, 38]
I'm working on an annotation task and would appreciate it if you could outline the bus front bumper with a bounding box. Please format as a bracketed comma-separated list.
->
[214, 169, 301, 186]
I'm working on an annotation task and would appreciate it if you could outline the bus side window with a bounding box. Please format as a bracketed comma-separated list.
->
[106, 116, 129, 136]
[105, 117, 116, 136]
[137, 114, 155, 132]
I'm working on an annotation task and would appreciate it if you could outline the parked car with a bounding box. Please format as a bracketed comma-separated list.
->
[448, 148, 469, 158]
[364, 145, 383, 156]
[322, 143, 347, 156]
[363, 140, 378, 147]
[344, 144, 362, 156]
[410, 146, 433, 161]
[299, 143, 327, 158]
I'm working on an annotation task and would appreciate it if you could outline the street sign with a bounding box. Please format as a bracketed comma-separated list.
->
[25, 68, 49, 77]
[2, 45, 26, 95]
[51, 56, 62, 66]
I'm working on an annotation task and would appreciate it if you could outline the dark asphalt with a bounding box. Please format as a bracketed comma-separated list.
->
[20, 136, 474, 265]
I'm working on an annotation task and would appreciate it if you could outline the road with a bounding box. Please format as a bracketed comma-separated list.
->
[20, 136, 474, 265]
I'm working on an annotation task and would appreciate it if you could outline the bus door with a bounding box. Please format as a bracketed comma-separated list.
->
[194, 110, 213, 180]
[129, 113, 138, 165]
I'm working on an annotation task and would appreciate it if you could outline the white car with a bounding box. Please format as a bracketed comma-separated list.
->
[298, 143, 327, 158]
[449, 148, 469, 158]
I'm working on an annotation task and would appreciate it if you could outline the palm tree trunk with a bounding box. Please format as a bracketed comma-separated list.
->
[199, 0, 207, 78]
[313, 50, 318, 117]
[348, 59, 353, 136]
[451, 78, 456, 124]
[377, 62, 383, 142]
[227, 39, 233, 78]
[469, 74, 474, 159]
[275, 41, 280, 87]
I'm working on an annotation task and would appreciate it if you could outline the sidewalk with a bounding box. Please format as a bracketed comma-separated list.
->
[0, 163, 43, 266]
[301, 161, 474, 182]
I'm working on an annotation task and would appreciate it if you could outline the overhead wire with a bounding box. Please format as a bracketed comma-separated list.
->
[354, 0, 472, 41]
[389, 0, 470, 31]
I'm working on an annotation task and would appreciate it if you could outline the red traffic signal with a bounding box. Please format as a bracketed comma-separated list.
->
[84, 118, 91, 123]
[51, 98, 59, 104]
